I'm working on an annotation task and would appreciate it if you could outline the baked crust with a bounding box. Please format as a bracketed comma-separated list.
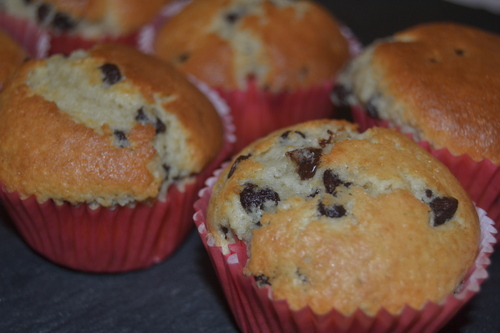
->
[0, 43, 223, 206]
[338, 22, 500, 164]
[207, 119, 480, 315]
[154, 0, 350, 92]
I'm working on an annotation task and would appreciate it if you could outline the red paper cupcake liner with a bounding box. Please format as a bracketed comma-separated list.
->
[47, 31, 139, 56]
[193, 167, 496, 333]
[351, 106, 500, 237]
[216, 79, 337, 154]
[0, 12, 48, 58]
[0, 84, 233, 273]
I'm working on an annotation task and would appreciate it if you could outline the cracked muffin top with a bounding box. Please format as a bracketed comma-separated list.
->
[0, 43, 223, 207]
[206, 119, 480, 316]
[154, 0, 350, 92]
[1, 0, 170, 38]
[334, 22, 500, 164]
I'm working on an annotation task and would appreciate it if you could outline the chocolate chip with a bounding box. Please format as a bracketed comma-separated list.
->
[318, 201, 346, 218]
[240, 183, 280, 214]
[254, 275, 271, 287]
[100, 63, 122, 85]
[228, 154, 251, 179]
[280, 130, 306, 140]
[430, 196, 458, 226]
[286, 147, 322, 180]
[220, 226, 230, 240]
[155, 117, 166, 134]
[113, 130, 129, 148]
[331, 84, 351, 107]
[296, 131, 306, 139]
[455, 49, 465, 56]
[37, 4, 51, 23]
[323, 169, 350, 195]
[318, 130, 334, 148]
[136, 107, 149, 124]
[225, 11, 241, 23]
[280, 130, 291, 139]
[425, 189, 433, 198]
[366, 99, 380, 119]
[52, 12, 76, 31]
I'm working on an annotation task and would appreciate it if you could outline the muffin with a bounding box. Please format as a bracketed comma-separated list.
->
[152, 0, 355, 153]
[194, 119, 495, 332]
[0, 43, 229, 272]
[0, 28, 27, 89]
[333, 22, 500, 235]
[0, 0, 172, 56]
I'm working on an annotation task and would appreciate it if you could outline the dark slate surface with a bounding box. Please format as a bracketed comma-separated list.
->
[1, 1, 499, 332]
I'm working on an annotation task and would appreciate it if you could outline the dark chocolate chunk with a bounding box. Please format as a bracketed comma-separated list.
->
[318, 201, 346, 218]
[331, 84, 351, 107]
[425, 189, 433, 198]
[430, 196, 458, 226]
[319, 130, 334, 148]
[280, 130, 306, 140]
[52, 12, 76, 31]
[254, 274, 271, 287]
[295, 131, 306, 139]
[228, 154, 251, 179]
[323, 169, 351, 195]
[155, 117, 166, 134]
[37, 3, 51, 23]
[225, 12, 241, 23]
[280, 130, 291, 139]
[113, 130, 129, 148]
[366, 99, 380, 119]
[240, 183, 280, 214]
[100, 63, 122, 85]
[286, 147, 322, 180]
[220, 226, 230, 239]
[136, 107, 149, 124]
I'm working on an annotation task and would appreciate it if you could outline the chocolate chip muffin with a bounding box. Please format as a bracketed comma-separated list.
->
[0, 0, 171, 54]
[154, 0, 350, 92]
[153, 0, 353, 152]
[333, 22, 500, 164]
[0, 28, 27, 89]
[0, 43, 226, 272]
[0, 43, 223, 207]
[206, 119, 480, 316]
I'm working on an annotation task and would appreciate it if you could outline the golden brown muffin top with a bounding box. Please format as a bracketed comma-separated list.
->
[154, 0, 350, 92]
[207, 119, 480, 316]
[0, 29, 27, 87]
[338, 22, 500, 164]
[0, 43, 223, 207]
